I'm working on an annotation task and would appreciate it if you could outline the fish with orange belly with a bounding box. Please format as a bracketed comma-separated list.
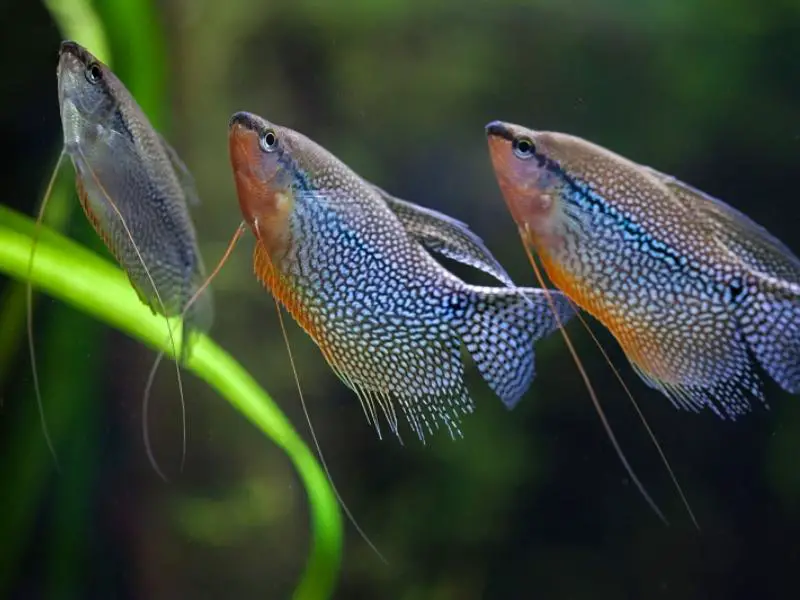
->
[485, 120, 800, 417]
[228, 111, 574, 440]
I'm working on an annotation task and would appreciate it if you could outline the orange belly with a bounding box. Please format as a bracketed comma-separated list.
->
[252, 241, 323, 346]
[536, 243, 660, 380]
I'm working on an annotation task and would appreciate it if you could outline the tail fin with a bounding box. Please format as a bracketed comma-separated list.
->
[739, 277, 800, 394]
[456, 286, 574, 409]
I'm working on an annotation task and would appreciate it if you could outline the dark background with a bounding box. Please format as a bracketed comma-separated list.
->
[1, 0, 799, 598]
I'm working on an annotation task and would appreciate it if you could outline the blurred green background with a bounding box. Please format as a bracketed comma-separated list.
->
[2, 0, 800, 598]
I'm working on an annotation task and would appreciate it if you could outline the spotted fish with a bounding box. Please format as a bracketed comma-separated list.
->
[228, 111, 574, 440]
[57, 41, 212, 353]
[485, 120, 800, 418]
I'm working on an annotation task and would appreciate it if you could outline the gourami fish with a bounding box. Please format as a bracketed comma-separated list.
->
[55, 41, 212, 339]
[228, 111, 573, 440]
[485, 120, 799, 418]
[28, 41, 211, 474]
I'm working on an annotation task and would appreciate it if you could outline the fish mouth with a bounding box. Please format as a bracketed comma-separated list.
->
[228, 122, 259, 175]
[228, 115, 261, 180]
[56, 44, 86, 136]
[58, 46, 81, 73]
[228, 117, 263, 224]
[228, 110, 282, 186]
[59, 40, 83, 60]
[57, 40, 89, 72]
[56, 41, 87, 100]
[229, 111, 260, 132]
[485, 120, 514, 141]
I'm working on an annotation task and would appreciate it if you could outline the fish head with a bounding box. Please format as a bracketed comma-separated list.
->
[57, 41, 122, 150]
[486, 120, 600, 253]
[228, 111, 301, 257]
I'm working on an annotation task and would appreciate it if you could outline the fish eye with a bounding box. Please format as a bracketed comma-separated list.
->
[513, 137, 535, 159]
[259, 129, 278, 152]
[85, 63, 102, 84]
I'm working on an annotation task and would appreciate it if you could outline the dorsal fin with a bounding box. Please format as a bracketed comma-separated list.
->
[158, 133, 201, 207]
[373, 184, 514, 286]
[643, 166, 800, 288]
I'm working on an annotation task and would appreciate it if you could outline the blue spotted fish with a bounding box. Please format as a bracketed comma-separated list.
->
[486, 120, 800, 418]
[228, 111, 574, 440]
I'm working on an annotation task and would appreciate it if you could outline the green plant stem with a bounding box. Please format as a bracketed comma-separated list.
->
[0, 167, 77, 386]
[14, 3, 111, 593]
[43, 0, 111, 63]
[0, 204, 342, 599]
[92, 0, 165, 128]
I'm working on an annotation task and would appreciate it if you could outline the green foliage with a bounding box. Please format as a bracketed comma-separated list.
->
[4, 0, 799, 597]
[0, 1, 343, 598]
[0, 204, 343, 599]
[0, 2, 113, 596]
[43, 0, 111, 63]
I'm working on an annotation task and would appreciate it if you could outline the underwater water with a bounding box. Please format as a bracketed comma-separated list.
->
[1, 1, 799, 598]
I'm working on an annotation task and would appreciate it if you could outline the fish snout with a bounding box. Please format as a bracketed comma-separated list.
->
[57, 40, 92, 78]
[485, 120, 514, 141]
[228, 112, 268, 185]
[59, 41, 81, 59]
[228, 121, 261, 179]
[229, 119, 285, 231]
[486, 130, 515, 176]
[57, 48, 83, 79]
[484, 122, 554, 240]
[485, 120, 516, 166]
[228, 111, 263, 133]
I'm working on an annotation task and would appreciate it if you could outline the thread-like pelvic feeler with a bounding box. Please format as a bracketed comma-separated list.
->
[253, 224, 389, 565]
[521, 225, 670, 526]
[141, 222, 246, 479]
[77, 145, 185, 482]
[27, 150, 67, 472]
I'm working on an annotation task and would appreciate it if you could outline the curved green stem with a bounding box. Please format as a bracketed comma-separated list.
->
[43, 0, 111, 63]
[0, 204, 342, 599]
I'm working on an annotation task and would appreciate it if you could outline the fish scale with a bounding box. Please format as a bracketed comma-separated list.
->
[487, 121, 799, 418]
[534, 162, 768, 415]
[282, 188, 483, 437]
[230, 112, 573, 440]
[57, 41, 211, 355]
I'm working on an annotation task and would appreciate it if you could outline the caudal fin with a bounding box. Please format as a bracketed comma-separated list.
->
[740, 278, 800, 395]
[456, 286, 574, 409]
